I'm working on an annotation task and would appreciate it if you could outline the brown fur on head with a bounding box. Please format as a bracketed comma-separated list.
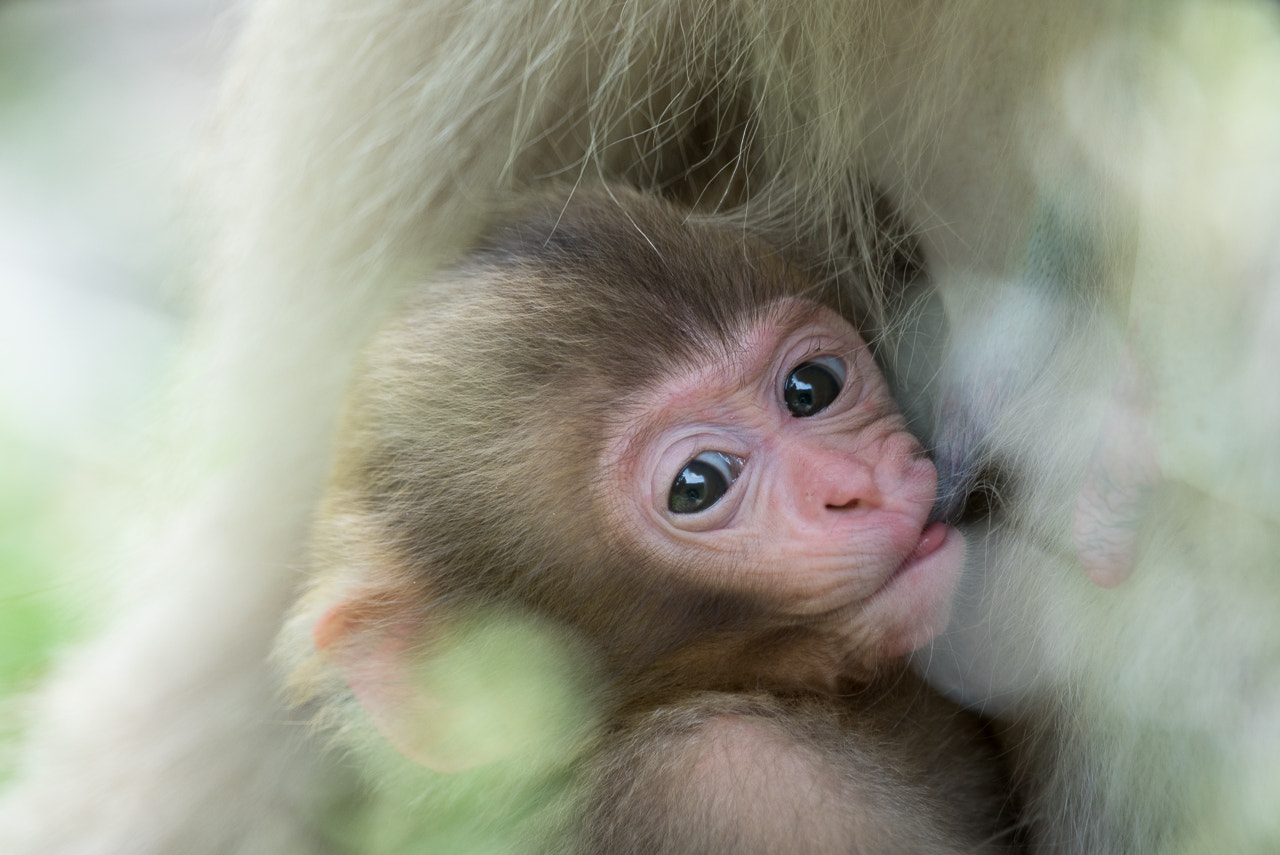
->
[290, 188, 878, 715]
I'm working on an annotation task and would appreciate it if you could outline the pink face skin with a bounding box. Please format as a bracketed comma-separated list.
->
[605, 298, 965, 662]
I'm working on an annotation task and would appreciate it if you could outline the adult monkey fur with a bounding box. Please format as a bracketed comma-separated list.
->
[283, 188, 1016, 853]
[1, 0, 1280, 853]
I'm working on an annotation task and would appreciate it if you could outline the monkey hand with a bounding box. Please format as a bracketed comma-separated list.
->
[1072, 351, 1162, 588]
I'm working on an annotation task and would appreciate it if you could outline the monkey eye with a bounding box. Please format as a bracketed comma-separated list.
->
[783, 356, 846, 417]
[668, 451, 744, 514]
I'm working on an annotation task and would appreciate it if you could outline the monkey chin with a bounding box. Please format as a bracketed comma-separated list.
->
[865, 523, 966, 661]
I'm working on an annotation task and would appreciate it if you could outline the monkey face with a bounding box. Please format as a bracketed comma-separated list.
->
[604, 298, 965, 662]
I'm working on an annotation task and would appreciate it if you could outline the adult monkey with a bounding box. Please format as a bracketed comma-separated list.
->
[1, 1, 1279, 854]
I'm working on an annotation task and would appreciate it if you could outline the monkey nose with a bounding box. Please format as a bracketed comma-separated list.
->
[826, 495, 862, 512]
[801, 455, 881, 514]
[814, 433, 936, 520]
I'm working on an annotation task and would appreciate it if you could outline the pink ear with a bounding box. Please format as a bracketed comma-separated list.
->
[313, 596, 483, 772]
[312, 600, 362, 651]
[314, 593, 597, 774]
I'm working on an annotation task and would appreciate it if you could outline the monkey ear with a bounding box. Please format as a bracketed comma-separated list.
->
[313, 594, 486, 772]
[313, 592, 594, 774]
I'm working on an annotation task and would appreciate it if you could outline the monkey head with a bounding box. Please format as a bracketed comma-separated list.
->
[293, 188, 965, 769]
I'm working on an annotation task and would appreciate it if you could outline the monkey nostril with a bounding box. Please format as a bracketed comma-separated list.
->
[826, 498, 860, 512]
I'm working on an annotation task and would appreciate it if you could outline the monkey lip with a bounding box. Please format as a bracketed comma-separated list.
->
[875, 521, 958, 596]
[902, 522, 949, 567]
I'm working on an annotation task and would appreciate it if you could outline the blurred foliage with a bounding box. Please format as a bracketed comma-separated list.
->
[0, 0, 197, 777]
[319, 612, 599, 854]
[0, 433, 71, 698]
[0, 3, 78, 760]
[0, 428, 81, 791]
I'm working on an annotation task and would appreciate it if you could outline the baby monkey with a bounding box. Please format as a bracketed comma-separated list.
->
[288, 189, 1017, 853]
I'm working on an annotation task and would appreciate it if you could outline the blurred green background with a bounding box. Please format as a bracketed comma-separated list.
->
[0, 12, 587, 850]
[0, 0, 230, 749]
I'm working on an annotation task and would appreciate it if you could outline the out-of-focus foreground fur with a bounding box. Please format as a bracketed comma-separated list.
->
[2, 1, 1279, 853]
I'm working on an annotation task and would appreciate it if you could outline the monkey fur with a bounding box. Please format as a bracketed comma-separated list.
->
[2, 1, 1280, 853]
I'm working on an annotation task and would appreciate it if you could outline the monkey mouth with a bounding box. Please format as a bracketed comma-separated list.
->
[902, 522, 949, 566]
[876, 521, 955, 594]
[862, 522, 965, 659]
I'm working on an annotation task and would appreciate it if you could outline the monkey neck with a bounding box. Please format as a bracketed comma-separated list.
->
[603, 621, 894, 712]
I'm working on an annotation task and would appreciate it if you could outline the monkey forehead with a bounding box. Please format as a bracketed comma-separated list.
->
[607, 297, 864, 458]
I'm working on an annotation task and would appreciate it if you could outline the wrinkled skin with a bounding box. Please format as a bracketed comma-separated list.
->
[608, 299, 965, 664]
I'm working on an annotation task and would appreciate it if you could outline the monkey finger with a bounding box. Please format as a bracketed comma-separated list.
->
[1072, 353, 1162, 588]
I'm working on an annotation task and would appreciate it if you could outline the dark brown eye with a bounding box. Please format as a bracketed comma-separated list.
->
[783, 356, 846, 417]
[668, 452, 743, 514]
